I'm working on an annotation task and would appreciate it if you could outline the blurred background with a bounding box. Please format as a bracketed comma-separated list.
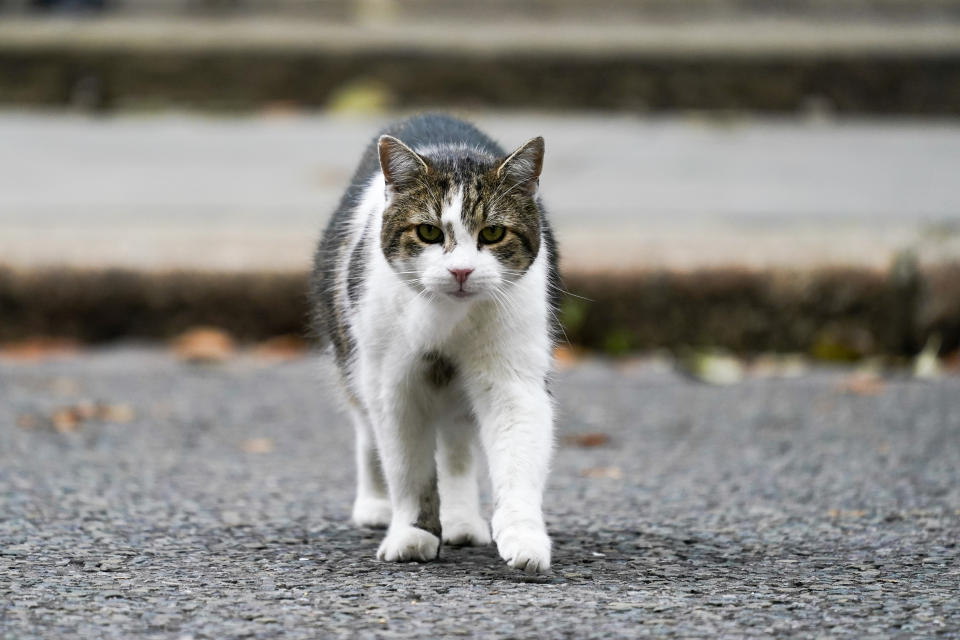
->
[1, 0, 959, 367]
[4, 7, 959, 636]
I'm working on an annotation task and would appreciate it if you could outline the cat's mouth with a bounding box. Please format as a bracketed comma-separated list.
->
[448, 290, 477, 299]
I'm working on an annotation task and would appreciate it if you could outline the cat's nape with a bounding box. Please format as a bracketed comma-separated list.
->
[310, 114, 560, 573]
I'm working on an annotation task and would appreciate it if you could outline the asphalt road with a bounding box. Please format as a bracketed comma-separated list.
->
[2, 113, 960, 271]
[1, 350, 958, 638]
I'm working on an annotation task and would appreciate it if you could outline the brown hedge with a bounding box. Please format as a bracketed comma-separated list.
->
[1, 264, 957, 356]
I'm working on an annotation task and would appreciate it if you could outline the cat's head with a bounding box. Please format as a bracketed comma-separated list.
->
[378, 135, 544, 300]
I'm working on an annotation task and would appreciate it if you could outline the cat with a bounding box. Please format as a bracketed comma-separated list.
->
[310, 114, 561, 574]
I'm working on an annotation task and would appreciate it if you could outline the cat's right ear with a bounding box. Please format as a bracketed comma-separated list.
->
[378, 135, 429, 190]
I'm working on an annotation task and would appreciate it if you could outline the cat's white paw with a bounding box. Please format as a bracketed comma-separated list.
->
[495, 526, 551, 574]
[377, 526, 440, 562]
[352, 497, 391, 528]
[442, 515, 492, 547]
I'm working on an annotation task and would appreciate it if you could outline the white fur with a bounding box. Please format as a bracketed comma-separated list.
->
[340, 173, 554, 573]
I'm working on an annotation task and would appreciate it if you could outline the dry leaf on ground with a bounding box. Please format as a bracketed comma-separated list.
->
[563, 433, 611, 448]
[172, 327, 235, 363]
[254, 335, 308, 360]
[98, 404, 135, 423]
[749, 354, 809, 379]
[835, 372, 886, 396]
[261, 100, 302, 118]
[580, 466, 623, 479]
[944, 351, 960, 375]
[679, 351, 745, 386]
[0, 337, 80, 361]
[553, 346, 583, 371]
[52, 402, 97, 432]
[913, 335, 942, 380]
[827, 509, 868, 518]
[20, 402, 136, 433]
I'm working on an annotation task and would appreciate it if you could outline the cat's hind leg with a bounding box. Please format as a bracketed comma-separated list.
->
[349, 408, 391, 528]
[437, 412, 490, 546]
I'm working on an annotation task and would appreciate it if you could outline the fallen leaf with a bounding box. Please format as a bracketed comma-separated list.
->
[835, 372, 885, 396]
[254, 335, 308, 360]
[261, 100, 302, 118]
[553, 345, 582, 370]
[563, 433, 611, 448]
[580, 466, 623, 479]
[944, 351, 960, 374]
[97, 404, 135, 423]
[750, 354, 808, 379]
[827, 509, 868, 518]
[52, 406, 87, 432]
[914, 335, 942, 380]
[326, 79, 393, 114]
[0, 337, 80, 361]
[241, 438, 275, 454]
[811, 327, 874, 362]
[679, 350, 744, 386]
[27, 401, 136, 432]
[172, 327, 235, 363]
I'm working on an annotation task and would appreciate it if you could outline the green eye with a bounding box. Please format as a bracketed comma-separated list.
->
[416, 224, 443, 243]
[479, 225, 506, 244]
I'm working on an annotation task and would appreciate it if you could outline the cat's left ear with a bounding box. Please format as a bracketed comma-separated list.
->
[496, 136, 544, 195]
[379, 135, 429, 190]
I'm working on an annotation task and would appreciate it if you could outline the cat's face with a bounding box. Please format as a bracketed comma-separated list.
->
[379, 136, 544, 301]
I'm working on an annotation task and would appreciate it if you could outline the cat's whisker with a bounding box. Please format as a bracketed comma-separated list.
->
[547, 308, 573, 348]
[499, 275, 593, 303]
[488, 288, 517, 324]
[491, 285, 527, 323]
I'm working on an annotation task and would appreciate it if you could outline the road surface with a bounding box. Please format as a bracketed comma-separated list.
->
[1, 350, 958, 637]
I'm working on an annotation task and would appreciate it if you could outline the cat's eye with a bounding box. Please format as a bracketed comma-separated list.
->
[416, 224, 443, 243]
[479, 225, 506, 244]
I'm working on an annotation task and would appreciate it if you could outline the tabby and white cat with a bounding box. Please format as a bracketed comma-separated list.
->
[311, 114, 560, 573]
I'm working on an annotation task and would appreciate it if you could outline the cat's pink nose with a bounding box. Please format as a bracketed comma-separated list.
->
[448, 268, 474, 286]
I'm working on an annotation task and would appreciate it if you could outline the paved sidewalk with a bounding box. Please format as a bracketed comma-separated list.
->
[2, 112, 960, 272]
[1, 350, 958, 637]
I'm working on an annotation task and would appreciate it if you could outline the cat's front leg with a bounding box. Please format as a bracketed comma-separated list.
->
[471, 378, 554, 574]
[368, 385, 442, 563]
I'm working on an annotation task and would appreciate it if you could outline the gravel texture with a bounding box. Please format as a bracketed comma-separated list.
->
[1, 349, 958, 638]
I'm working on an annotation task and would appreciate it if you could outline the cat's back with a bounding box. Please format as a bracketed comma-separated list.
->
[379, 114, 504, 157]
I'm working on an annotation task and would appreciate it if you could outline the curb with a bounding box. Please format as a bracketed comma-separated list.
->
[1, 264, 957, 357]
[2, 20, 960, 113]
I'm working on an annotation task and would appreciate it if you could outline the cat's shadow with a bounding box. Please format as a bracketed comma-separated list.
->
[200, 520, 802, 587]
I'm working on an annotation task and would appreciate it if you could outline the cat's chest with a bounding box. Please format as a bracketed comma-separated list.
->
[358, 295, 499, 366]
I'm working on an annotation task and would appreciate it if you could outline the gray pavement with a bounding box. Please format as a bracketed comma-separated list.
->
[1, 349, 958, 638]
[3, 112, 960, 272]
